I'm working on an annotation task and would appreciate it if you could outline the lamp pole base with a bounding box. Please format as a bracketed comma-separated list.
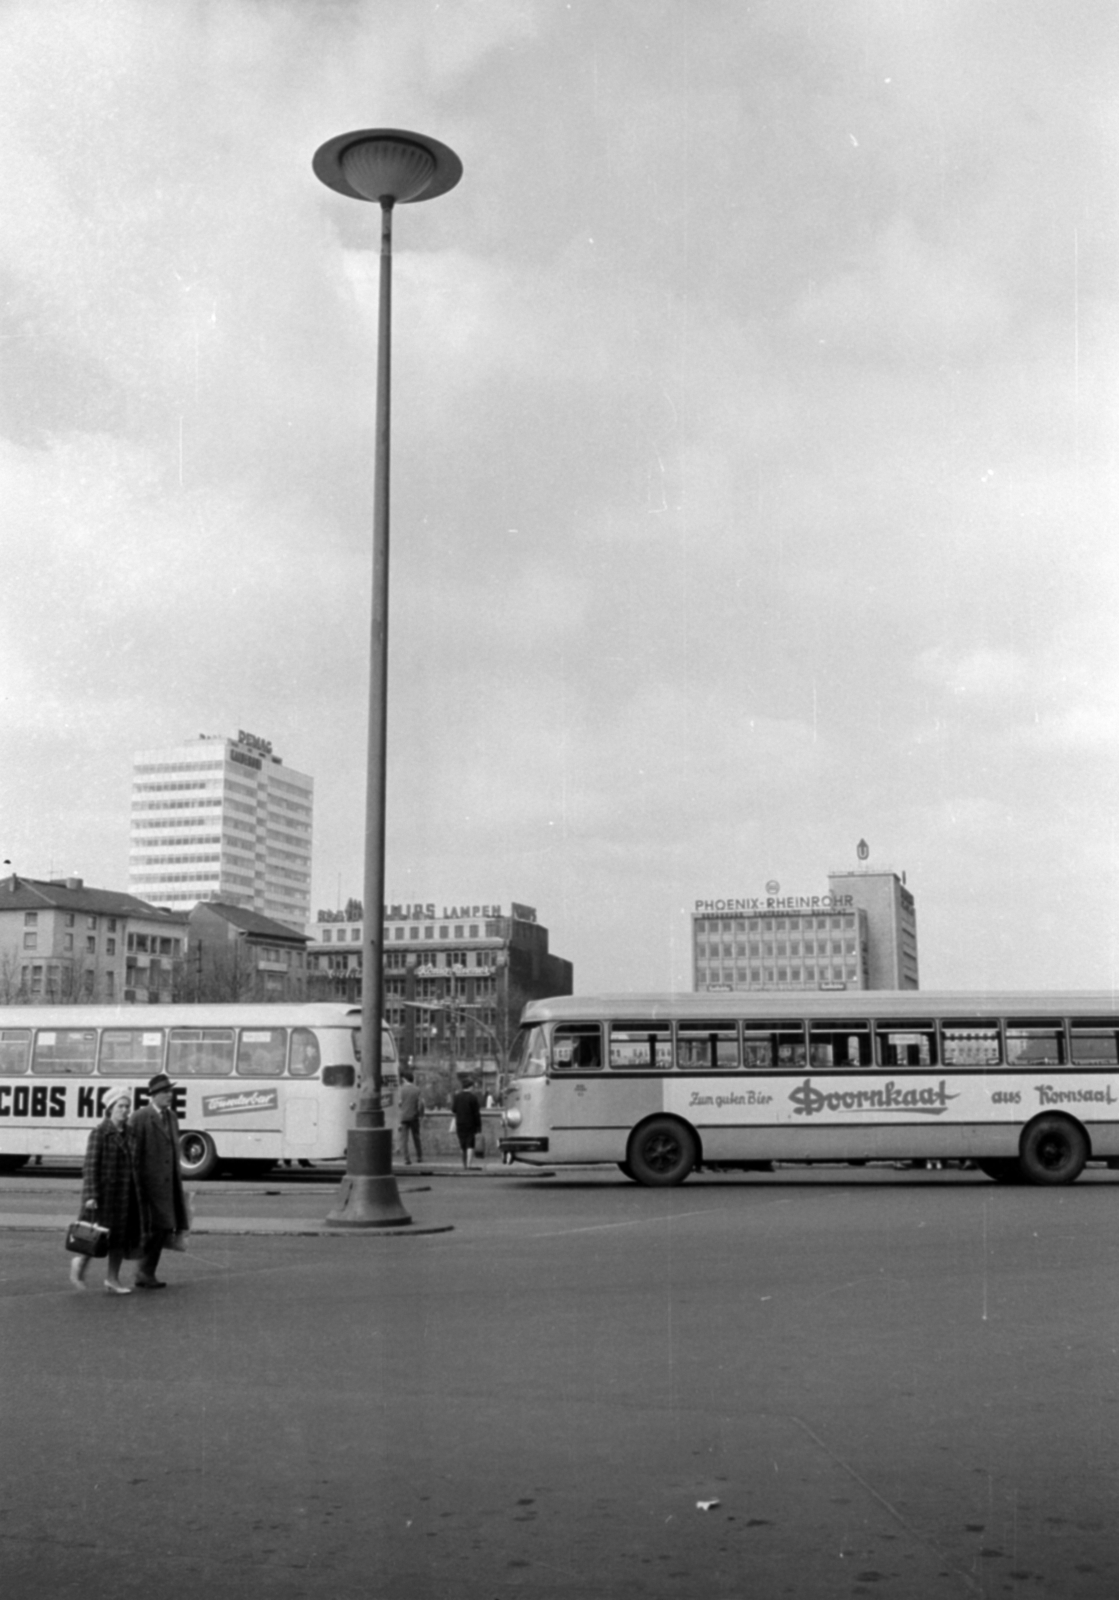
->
[326, 1127, 412, 1228]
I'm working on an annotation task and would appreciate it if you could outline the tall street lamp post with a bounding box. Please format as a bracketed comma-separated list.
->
[313, 128, 463, 1226]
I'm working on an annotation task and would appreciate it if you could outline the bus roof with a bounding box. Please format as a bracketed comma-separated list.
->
[519, 991, 1119, 1024]
[0, 1003, 379, 1029]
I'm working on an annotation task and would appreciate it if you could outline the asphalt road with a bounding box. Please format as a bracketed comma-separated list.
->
[2, 1165, 1118, 1599]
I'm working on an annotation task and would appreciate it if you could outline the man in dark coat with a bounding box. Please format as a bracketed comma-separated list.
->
[130, 1072, 190, 1289]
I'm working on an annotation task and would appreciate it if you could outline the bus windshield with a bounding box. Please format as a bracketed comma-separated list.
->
[510, 1025, 549, 1078]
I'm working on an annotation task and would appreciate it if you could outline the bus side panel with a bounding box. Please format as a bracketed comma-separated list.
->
[695, 1123, 1024, 1163]
[665, 1070, 1119, 1163]
[185, 1083, 283, 1163]
[545, 1075, 662, 1162]
[283, 1090, 319, 1152]
[0, 1081, 110, 1158]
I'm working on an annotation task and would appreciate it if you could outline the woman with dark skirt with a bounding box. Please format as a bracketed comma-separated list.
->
[71, 1085, 142, 1295]
[451, 1076, 483, 1171]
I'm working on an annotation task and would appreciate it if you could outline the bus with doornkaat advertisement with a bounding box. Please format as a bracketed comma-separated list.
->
[499, 991, 1119, 1186]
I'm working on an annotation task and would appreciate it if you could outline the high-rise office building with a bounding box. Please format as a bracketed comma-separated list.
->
[128, 731, 313, 928]
[825, 868, 919, 989]
[692, 867, 918, 993]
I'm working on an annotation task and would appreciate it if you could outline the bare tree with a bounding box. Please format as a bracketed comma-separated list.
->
[0, 950, 25, 1004]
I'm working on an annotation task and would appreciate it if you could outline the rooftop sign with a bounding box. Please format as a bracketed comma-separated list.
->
[694, 895, 855, 915]
[316, 902, 538, 925]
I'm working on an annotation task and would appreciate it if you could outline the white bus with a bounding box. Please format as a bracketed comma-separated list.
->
[499, 992, 1119, 1186]
[0, 1004, 399, 1179]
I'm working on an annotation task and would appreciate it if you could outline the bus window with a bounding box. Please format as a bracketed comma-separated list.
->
[290, 1029, 322, 1077]
[758, 1017, 810, 1068]
[677, 1021, 739, 1070]
[237, 1030, 286, 1076]
[941, 1023, 1001, 1066]
[876, 1025, 937, 1069]
[99, 1030, 165, 1077]
[169, 1029, 235, 1076]
[1005, 1023, 1066, 1066]
[553, 1025, 603, 1071]
[349, 1026, 396, 1065]
[742, 1033, 774, 1069]
[1070, 1025, 1119, 1065]
[32, 1030, 97, 1074]
[0, 1030, 30, 1074]
[508, 1025, 548, 1078]
[608, 1024, 672, 1070]
[809, 1024, 871, 1069]
[742, 1026, 808, 1068]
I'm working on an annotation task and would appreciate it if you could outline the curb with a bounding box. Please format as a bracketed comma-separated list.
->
[0, 1211, 454, 1238]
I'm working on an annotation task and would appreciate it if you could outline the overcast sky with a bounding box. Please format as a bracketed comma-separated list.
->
[3, 0, 1118, 993]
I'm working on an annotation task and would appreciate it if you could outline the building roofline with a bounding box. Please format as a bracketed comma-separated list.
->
[0, 874, 189, 923]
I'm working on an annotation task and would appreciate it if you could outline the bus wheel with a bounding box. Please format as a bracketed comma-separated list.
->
[617, 1161, 637, 1182]
[976, 1158, 1023, 1183]
[627, 1118, 697, 1187]
[0, 1155, 29, 1172]
[179, 1131, 220, 1180]
[1018, 1117, 1088, 1185]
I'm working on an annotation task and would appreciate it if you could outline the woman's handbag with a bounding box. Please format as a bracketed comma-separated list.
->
[64, 1219, 110, 1258]
[473, 1134, 486, 1158]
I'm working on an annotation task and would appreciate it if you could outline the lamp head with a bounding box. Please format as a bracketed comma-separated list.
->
[313, 128, 463, 205]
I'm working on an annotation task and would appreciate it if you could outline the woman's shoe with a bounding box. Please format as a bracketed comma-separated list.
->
[69, 1256, 89, 1290]
[104, 1281, 132, 1295]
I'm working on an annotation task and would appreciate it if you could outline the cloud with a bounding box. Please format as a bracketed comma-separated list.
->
[792, 216, 1015, 360]
[914, 647, 1029, 700]
[2, 0, 1119, 993]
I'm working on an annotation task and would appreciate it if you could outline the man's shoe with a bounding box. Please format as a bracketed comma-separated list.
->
[134, 1276, 167, 1289]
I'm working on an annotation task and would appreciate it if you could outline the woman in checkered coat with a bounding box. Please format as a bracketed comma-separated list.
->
[72, 1085, 142, 1295]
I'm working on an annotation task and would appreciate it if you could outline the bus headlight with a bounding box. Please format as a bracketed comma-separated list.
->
[504, 1107, 522, 1128]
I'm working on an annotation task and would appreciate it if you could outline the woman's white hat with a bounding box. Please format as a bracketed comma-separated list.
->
[101, 1085, 133, 1111]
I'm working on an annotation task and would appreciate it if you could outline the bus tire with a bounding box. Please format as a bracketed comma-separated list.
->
[0, 1154, 29, 1172]
[617, 1161, 636, 1182]
[976, 1158, 1023, 1183]
[179, 1131, 220, 1180]
[627, 1118, 697, 1187]
[1018, 1116, 1088, 1185]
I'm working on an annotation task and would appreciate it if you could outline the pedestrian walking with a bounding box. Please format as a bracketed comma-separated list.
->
[451, 1076, 483, 1171]
[397, 1070, 425, 1165]
[130, 1072, 190, 1290]
[71, 1085, 142, 1295]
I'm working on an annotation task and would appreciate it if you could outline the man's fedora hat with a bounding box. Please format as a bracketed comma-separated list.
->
[147, 1073, 177, 1095]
